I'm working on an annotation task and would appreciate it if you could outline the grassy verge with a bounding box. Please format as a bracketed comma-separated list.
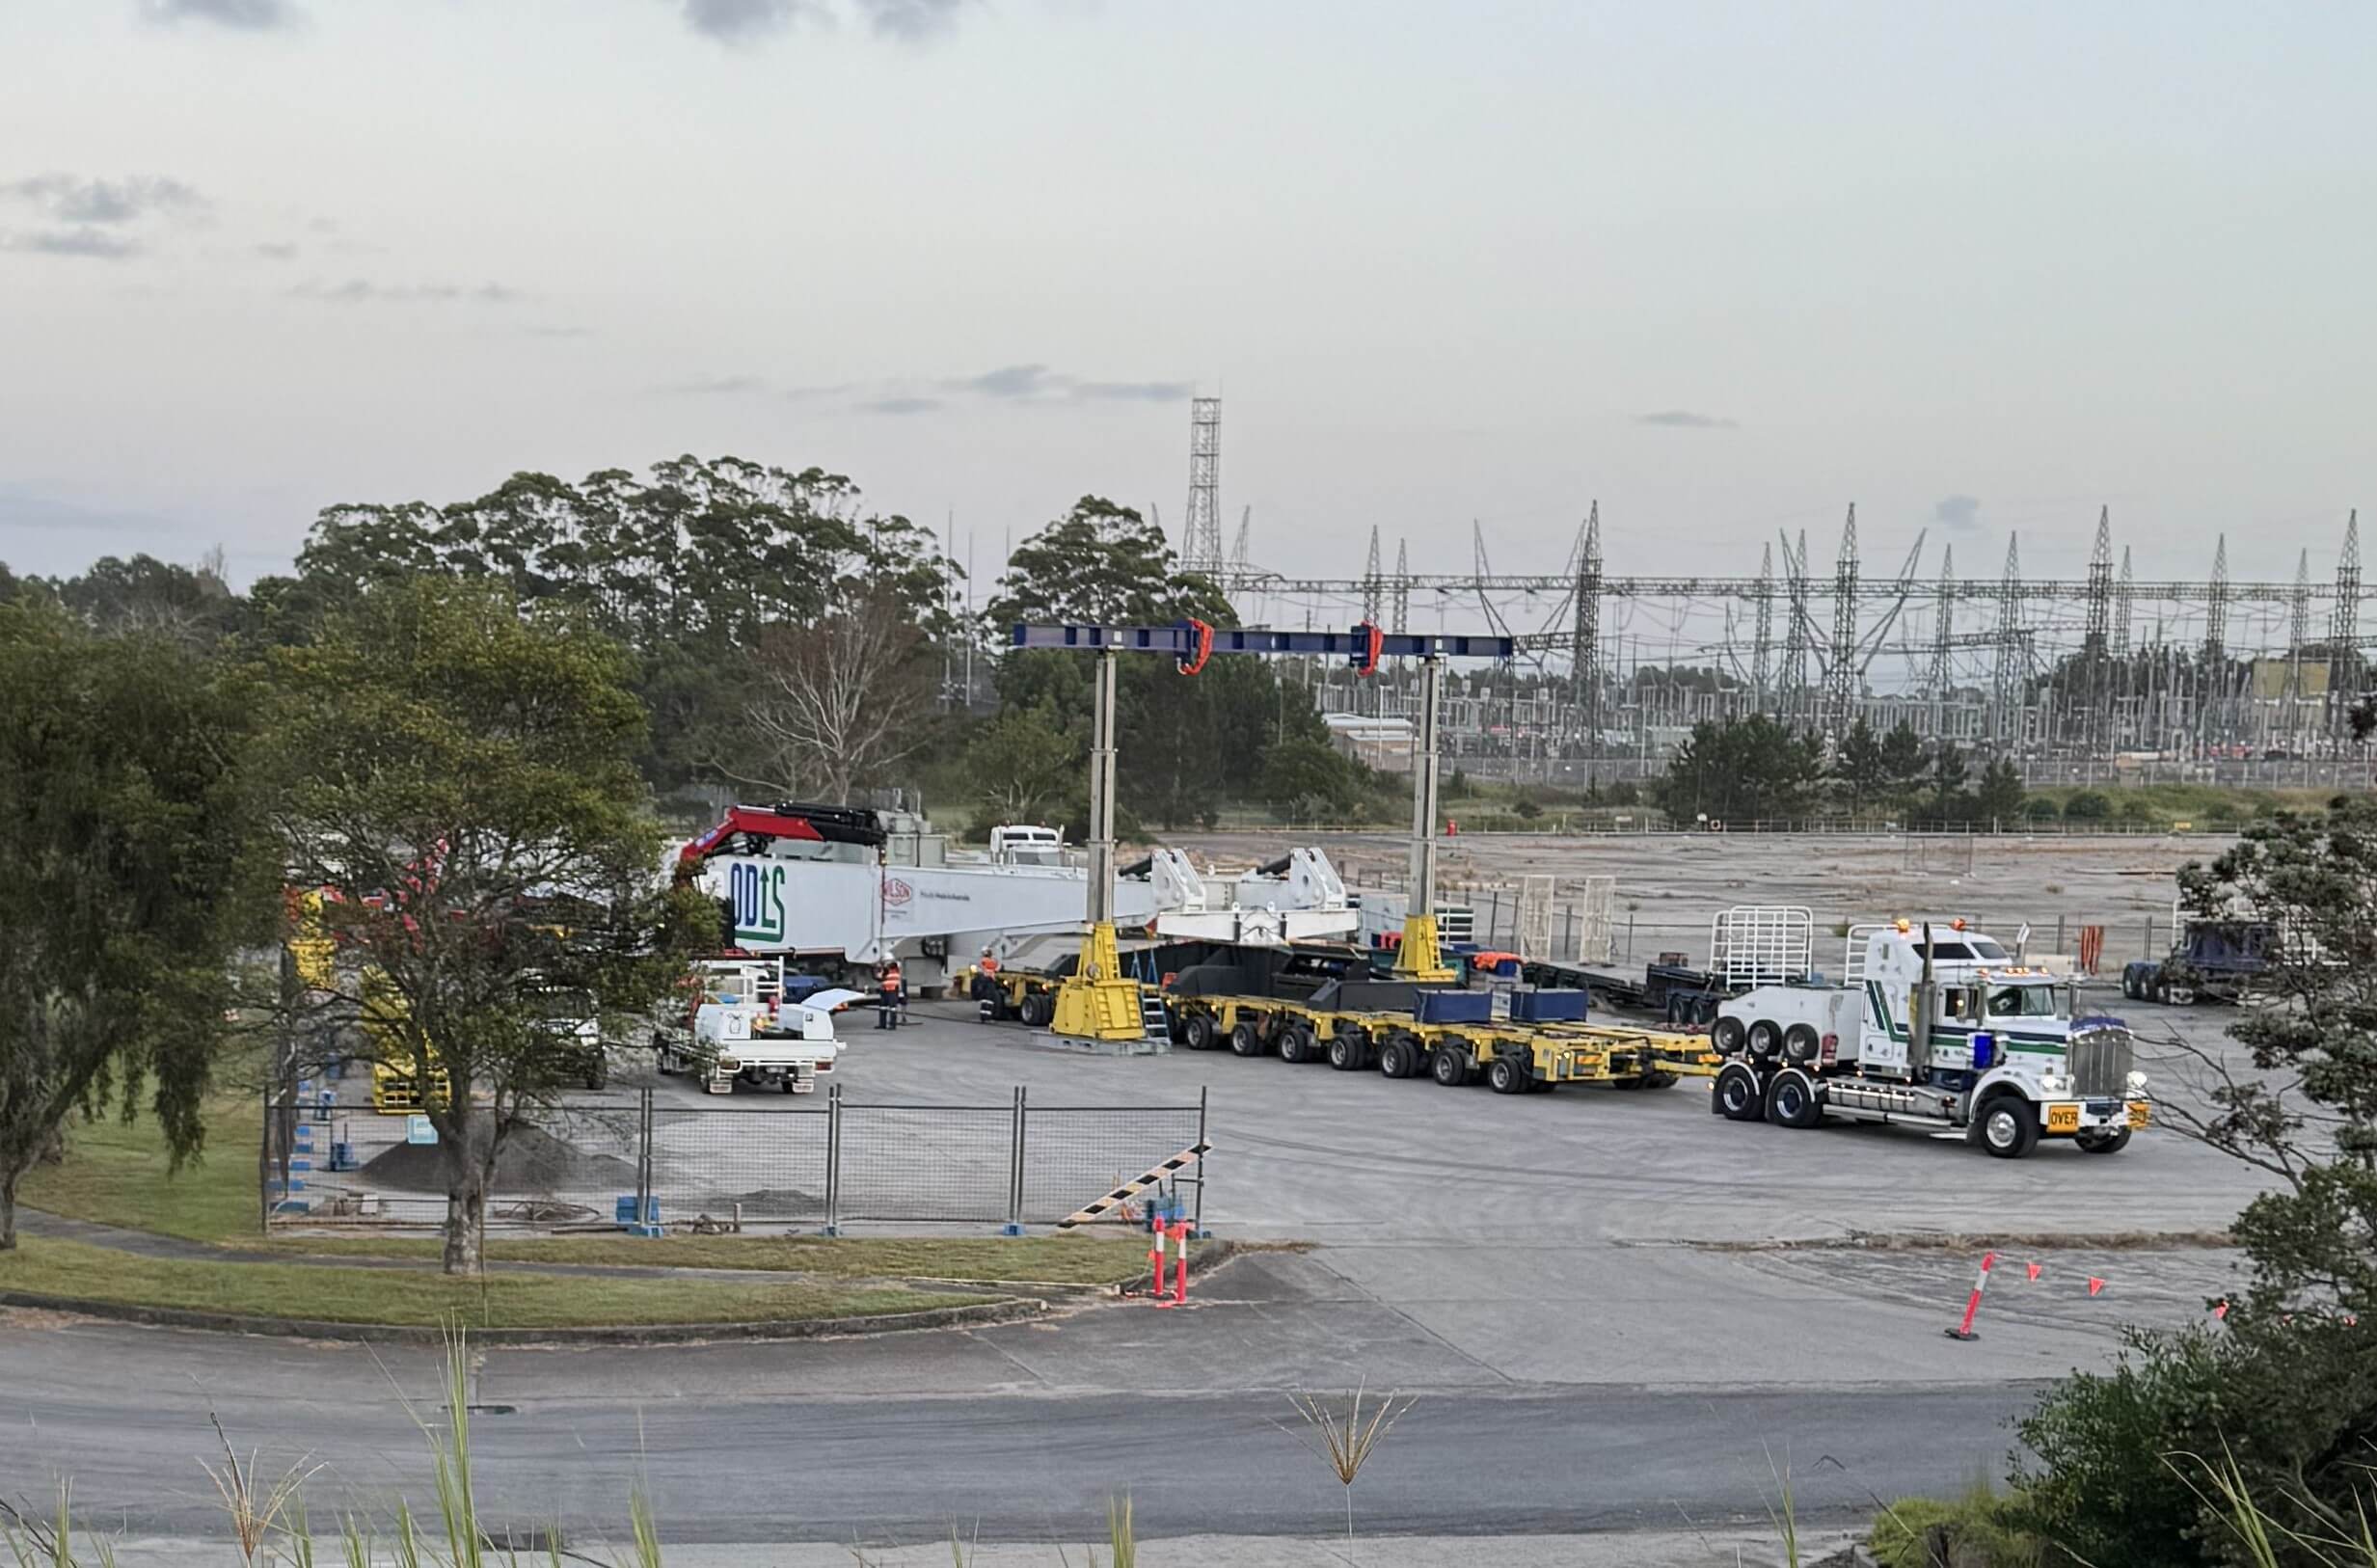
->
[18, 1092, 1160, 1291]
[263, 1231, 1159, 1284]
[0, 1237, 999, 1330]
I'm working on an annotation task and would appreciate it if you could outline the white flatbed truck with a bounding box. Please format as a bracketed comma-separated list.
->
[1709, 919, 2148, 1158]
[654, 959, 863, 1095]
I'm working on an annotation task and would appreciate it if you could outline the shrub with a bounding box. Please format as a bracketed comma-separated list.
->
[1869, 1486, 2042, 1568]
[2063, 791, 2112, 821]
[2020, 797, 2063, 822]
[1512, 798, 1543, 821]
[2011, 1329, 2228, 1567]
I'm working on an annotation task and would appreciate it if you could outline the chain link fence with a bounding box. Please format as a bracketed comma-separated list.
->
[264, 1082, 1207, 1235]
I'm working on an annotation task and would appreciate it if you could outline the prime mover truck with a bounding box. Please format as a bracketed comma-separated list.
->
[1709, 919, 2148, 1158]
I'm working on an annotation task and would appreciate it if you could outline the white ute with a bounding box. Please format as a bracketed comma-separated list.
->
[1709, 919, 2149, 1158]
[655, 959, 863, 1095]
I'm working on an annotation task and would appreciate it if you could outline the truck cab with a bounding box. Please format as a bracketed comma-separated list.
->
[1712, 919, 2148, 1157]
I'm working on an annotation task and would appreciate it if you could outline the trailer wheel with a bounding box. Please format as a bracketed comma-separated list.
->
[1378, 1035, 1420, 1079]
[2077, 1127, 2132, 1154]
[1019, 991, 1055, 1029]
[1431, 1047, 1471, 1087]
[1279, 1024, 1317, 1064]
[1486, 1054, 1529, 1095]
[1327, 1031, 1367, 1071]
[1183, 1012, 1220, 1051]
[1714, 1064, 1765, 1121]
[1781, 1023, 1820, 1063]
[1711, 1015, 1747, 1055]
[1746, 1019, 1783, 1059]
[1767, 1068, 1822, 1128]
[1229, 1020, 1265, 1058]
[1976, 1095, 2040, 1159]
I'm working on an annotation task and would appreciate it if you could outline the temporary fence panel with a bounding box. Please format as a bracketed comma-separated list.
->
[646, 1105, 830, 1225]
[1574, 875, 1617, 964]
[1018, 1102, 1206, 1225]
[832, 1100, 1016, 1224]
[1516, 876, 1555, 960]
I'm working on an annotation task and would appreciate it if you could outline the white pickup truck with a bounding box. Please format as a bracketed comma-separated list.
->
[1708, 919, 2148, 1158]
[655, 959, 864, 1095]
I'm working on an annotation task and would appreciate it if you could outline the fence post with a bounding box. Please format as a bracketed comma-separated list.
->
[2054, 915, 2066, 958]
[2145, 914, 2156, 965]
[1193, 1085, 1208, 1239]
[824, 1081, 843, 1237]
[637, 1085, 654, 1230]
[1003, 1086, 1026, 1236]
[257, 1083, 270, 1235]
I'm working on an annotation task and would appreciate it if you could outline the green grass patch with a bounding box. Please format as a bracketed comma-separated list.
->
[261, 1230, 1161, 1284]
[17, 1095, 261, 1245]
[0, 1237, 998, 1330]
[1868, 1486, 2043, 1568]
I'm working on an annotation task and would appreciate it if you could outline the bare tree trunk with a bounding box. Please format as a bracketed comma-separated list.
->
[443, 1165, 485, 1275]
[0, 1165, 19, 1252]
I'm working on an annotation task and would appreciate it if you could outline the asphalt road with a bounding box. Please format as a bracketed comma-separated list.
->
[6, 1307, 2029, 1546]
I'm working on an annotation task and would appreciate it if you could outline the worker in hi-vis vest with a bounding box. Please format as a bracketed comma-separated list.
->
[876, 960, 904, 1030]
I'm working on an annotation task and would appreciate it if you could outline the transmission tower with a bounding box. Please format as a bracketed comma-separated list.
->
[1228, 505, 1251, 574]
[2083, 508, 2113, 656]
[1824, 504, 1860, 725]
[1180, 396, 1223, 574]
[1361, 525, 1384, 625]
[1931, 543, 1956, 736]
[2287, 549, 2310, 722]
[1570, 502, 1603, 743]
[2115, 547, 2133, 656]
[1391, 538, 1411, 633]
[1751, 542, 1774, 713]
[2333, 510, 2362, 728]
[1779, 528, 1811, 722]
[2204, 534, 2229, 665]
[1992, 533, 2022, 745]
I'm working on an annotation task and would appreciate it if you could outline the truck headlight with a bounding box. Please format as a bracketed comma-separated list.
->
[2037, 1072, 2069, 1096]
[2127, 1070, 2147, 1092]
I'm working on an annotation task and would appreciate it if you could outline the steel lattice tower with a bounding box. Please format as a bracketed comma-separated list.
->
[2204, 534, 2229, 665]
[2333, 510, 2362, 724]
[1362, 525, 1384, 625]
[1825, 504, 1859, 724]
[1180, 397, 1223, 573]
[1931, 543, 1956, 735]
[1570, 503, 1603, 740]
[1391, 538, 1411, 633]
[1780, 529, 1811, 722]
[2115, 547, 2133, 656]
[1750, 542, 1774, 713]
[2083, 508, 2113, 656]
[1993, 533, 2022, 743]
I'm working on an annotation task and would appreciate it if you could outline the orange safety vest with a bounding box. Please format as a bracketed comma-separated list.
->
[980, 955, 1001, 976]
[880, 965, 902, 993]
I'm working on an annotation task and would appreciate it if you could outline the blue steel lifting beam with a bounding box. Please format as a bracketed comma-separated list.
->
[1009, 621, 1514, 987]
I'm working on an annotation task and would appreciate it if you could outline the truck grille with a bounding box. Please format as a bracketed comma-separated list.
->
[2067, 1026, 2134, 1098]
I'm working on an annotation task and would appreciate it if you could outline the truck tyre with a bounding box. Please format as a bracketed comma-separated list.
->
[1746, 1019, 1783, 1060]
[1487, 1054, 1529, 1095]
[1019, 991, 1054, 1029]
[1712, 1015, 1747, 1055]
[2077, 1127, 2131, 1154]
[1378, 1035, 1421, 1079]
[1714, 1064, 1765, 1122]
[1183, 1012, 1220, 1051]
[654, 1036, 678, 1076]
[1781, 1024, 1820, 1063]
[1279, 1024, 1317, 1064]
[2166, 979, 2197, 1007]
[1975, 1095, 2040, 1159]
[1431, 1047, 1471, 1087]
[1766, 1068, 1822, 1128]
[1229, 1020, 1265, 1058]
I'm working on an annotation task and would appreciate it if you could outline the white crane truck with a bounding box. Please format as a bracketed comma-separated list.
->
[654, 959, 863, 1095]
[1709, 919, 2148, 1158]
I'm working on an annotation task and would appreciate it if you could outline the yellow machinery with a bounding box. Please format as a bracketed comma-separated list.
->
[1049, 649, 1145, 1041]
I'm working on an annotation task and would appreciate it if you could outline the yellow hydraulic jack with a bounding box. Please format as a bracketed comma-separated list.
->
[1050, 648, 1148, 1041]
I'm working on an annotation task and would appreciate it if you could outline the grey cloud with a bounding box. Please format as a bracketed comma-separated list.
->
[254, 241, 299, 260]
[855, 0, 966, 41]
[1933, 495, 1982, 529]
[679, 0, 814, 42]
[290, 279, 527, 305]
[950, 363, 1057, 398]
[4, 228, 142, 259]
[138, 0, 302, 29]
[856, 395, 943, 415]
[3, 175, 206, 225]
[1635, 409, 1738, 429]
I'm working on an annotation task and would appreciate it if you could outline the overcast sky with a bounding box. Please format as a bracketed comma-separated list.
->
[1, 0, 2370, 592]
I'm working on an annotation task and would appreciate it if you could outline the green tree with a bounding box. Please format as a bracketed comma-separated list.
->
[0, 606, 274, 1249]
[1833, 716, 1887, 812]
[1974, 757, 2025, 823]
[2064, 790, 2112, 821]
[270, 579, 706, 1274]
[983, 497, 1225, 629]
[1655, 716, 1824, 824]
[1261, 736, 1365, 822]
[964, 704, 1083, 827]
[1878, 719, 1929, 798]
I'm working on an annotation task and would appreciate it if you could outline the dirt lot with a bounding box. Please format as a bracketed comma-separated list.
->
[1168, 828, 2218, 969]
